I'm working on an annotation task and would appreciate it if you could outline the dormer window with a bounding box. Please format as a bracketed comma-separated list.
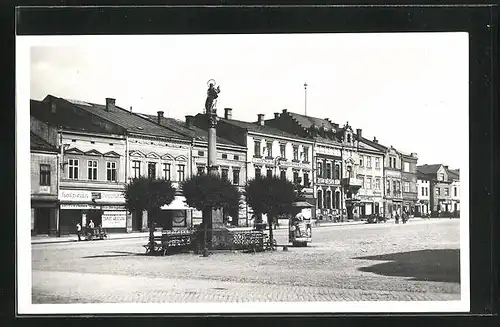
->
[347, 133, 352, 143]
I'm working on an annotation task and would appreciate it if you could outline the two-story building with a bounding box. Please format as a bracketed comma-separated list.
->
[417, 164, 453, 214]
[193, 109, 315, 224]
[448, 168, 460, 215]
[140, 110, 248, 226]
[416, 174, 431, 216]
[32, 95, 195, 234]
[30, 132, 59, 236]
[401, 152, 419, 215]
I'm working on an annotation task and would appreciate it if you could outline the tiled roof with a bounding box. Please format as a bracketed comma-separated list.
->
[31, 99, 116, 135]
[218, 116, 313, 143]
[286, 112, 340, 131]
[447, 169, 460, 180]
[30, 132, 57, 152]
[360, 136, 388, 152]
[44, 95, 191, 141]
[139, 114, 241, 147]
[417, 164, 442, 175]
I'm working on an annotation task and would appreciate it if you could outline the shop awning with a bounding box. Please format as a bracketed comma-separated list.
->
[161, 196, 193, 210]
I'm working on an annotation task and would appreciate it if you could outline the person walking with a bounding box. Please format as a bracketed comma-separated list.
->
[76, 222, 82, 241]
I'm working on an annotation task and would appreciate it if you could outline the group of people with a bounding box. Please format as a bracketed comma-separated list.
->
[393, 208, 409, 224]
[76, 220, 103, 241]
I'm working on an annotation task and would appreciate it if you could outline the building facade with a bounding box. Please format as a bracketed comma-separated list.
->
[194, 109, 314, 225]
[417, 164, 457, 215]
[142, 110, 248, 226]
[401, 152, 419, 215]
[416, 177, 431, 216]
[30, 132, 59, 236]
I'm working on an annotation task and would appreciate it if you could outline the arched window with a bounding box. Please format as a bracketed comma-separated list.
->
[334, 164, 340, 179]
[317, 190, 323, 209]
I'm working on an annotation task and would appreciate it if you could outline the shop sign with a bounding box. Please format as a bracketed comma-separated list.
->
[59, 190, 91, 202]
[91, 192, 101, 200]
[102, 211, 127, 228]
[59, 189, 125, 203]
[60, 203, 101, 210]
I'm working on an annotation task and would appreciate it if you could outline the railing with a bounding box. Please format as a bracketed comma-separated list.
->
[209, 229, 265, 251]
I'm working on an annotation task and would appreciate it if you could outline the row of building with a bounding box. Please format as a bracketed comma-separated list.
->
[30, 94, 460, 236]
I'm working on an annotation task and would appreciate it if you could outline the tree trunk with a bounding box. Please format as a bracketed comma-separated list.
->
[268, 215, 274, 250]
[148, 210, 155, 250]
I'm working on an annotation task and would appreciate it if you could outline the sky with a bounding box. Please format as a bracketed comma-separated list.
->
[28, 33, 468, 169]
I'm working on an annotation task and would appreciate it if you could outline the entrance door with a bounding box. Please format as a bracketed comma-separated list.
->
[87, 210, 102, 227]
[35, 208, 51, 235]
[133, 210, 143, 231]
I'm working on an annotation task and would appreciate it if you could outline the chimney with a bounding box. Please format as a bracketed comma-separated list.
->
[224, 108, 233, 120]
[282, 109, 287, 114]
[105, 98, 116, 111]
[185, 115, 194, 128]
[257, 114, 265, 126]
[325, 118, 331, 123]
[356, 128, 362, 138]
[157, 111, 164, 124]
[274, 113, 280, 119]
[373, 136, 378, 143]
[129, 106, 133, 113]
[444, 165, 449, 170]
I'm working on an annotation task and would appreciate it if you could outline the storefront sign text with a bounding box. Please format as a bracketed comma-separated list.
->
[102, 211, 127, 228]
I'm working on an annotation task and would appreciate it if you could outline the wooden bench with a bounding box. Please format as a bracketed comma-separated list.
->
[162, 230, 196, 255]
[143, 235, 166, 255]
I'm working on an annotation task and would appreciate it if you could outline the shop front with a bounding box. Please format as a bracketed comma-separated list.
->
[31, 198, 58, 236]
[58, 189, 129, 235]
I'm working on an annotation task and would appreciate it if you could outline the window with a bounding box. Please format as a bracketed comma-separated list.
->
[234, 155, 239, 161]
[404, 181, 410, 192]
[68, 159, 79, 179]
[106, 162, 117, 182]
[396, 181, 401, 192]
[359, 176, 365, 188]
[422, 186, 425, 196]
[392, 181, 397, 194]
[317, 190, 323, 209]
[280, 144, 286, 158]
[221, 168, 229, 180]
[255, 166, 261, 178]
[87, 160, 98, 180]
[375, 178, 380, 190]
[197, 166, 205, 175]
[386, 180, 391, 195]
[266, 168, 273, 178]
[359, 156, 364, 167]
[280, 169, 286, 180]
[366, 156, 372, 168]
[326, 191, 332, 209]
[445, 187, 449, 196]
[293, 146, 299, 161]
[163, 163, 171, 180]
[222, 153, 228, 159]
[232, 169, 240, 185]
[425, 188, 429, 196]
[303, 172, 310, 187]
[303, 147, 309, 162]
[198, 151, 204, 156]
[177, 165, 185, 181]
[317, 162, 323, 177]
[454, 187, 457, 197]
[293, 171, 299, 184]
[148, 162, 156, 179]
[347, 134, 351, 143]
[132, 160, 141, 178]
[436, 187, 440, 196]
[39, 164, 51, 186]
[326, 163, 332, 179]
[366, 177, 372, 189]
[334, 164, 340, 179]
[404, 162, 410, 172]
[375, 157, 380, 169]
[266, 141, 273, 157]
[439, 173, 445, 181]
[254, 140, 261, 157]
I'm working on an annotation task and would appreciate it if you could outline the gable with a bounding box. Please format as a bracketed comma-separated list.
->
[175, 155, 188, 162]
[84, 149, 103, 156]
[65, 147, 84, 155]
[161, 153, 175, 161]
[103, 151, 121, 158]
[145, 152, 161, 159]
[129, 150, 145, 158]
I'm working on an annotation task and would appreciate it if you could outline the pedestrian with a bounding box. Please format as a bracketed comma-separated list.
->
[89, 219, 95, 229]
[76, 222, 82, 241]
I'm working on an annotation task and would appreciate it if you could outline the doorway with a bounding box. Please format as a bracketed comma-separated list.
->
[35, 207, 51, 235]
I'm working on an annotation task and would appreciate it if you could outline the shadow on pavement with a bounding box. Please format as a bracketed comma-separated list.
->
[82, 251, 143, 259]
[355, 249, 460, 283]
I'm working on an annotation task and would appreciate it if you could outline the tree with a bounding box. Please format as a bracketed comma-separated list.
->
[181, 174, 242, 246]
[245, 176, 297, 249]
[124, 177, 176, 251]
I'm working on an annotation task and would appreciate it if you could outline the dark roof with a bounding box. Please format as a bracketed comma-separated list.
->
[31, 132, 57, 152]
[31, 99, 116, 135]
[360, 136, 388, 152]
[286, 112, 340, 131]
[219, 116, 312, 142]
[417, 164, 443, 175]
[42, 95, 191, 141]
[447, 169, 460, 180]
[139, 114, 241, 147]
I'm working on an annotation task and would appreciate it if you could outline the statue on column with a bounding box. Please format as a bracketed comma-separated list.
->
[205, 79, 221, 115]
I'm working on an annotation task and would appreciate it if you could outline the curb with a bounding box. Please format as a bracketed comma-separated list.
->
[32, 235, 149, 245]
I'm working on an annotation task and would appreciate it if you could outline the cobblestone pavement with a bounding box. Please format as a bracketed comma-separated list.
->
[31, 219, 461, 303]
